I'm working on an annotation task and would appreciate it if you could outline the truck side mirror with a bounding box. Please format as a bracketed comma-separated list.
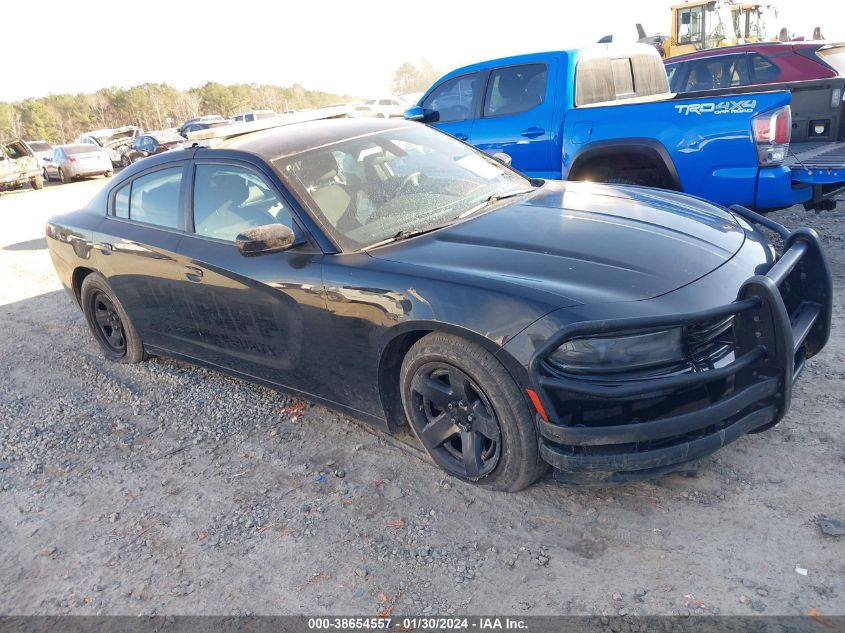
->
[404, 106, 428, 122]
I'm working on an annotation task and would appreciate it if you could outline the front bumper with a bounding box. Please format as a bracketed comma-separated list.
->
[529, 207, 832, 484]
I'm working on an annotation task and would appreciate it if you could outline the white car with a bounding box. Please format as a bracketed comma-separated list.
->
[233, 110, 278, 123]
[351, 98, 406, 118]
[77, 127, 140, 167]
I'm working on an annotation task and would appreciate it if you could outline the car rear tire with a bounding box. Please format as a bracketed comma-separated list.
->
[80, 273, 146, 364]
[400, 333, 547, 491]
[30, 175, 44, 190]
[59, 168, 69, 184]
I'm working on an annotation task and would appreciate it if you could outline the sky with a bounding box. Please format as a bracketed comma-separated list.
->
[4, 0, 844, 102]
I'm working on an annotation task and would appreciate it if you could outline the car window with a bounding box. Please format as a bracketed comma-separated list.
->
[422, 73, 479, 123]
[483, 64, 547, 117]
[751, 54, 780, 83]
[665, 64, 680, 91]
[193, 164, 291, 242]
[127, 167, 183, 229]
[114, 183, 129, 218]
[276, 125, 531, 251]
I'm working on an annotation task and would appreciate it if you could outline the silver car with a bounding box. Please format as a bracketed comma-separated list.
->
[43, 144, 113, 184]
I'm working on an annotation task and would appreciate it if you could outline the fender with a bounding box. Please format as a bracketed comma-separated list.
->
[567, 138, 683, 191]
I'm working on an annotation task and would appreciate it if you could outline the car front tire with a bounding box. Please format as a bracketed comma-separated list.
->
[80, 273, 146, 364]
[400, 333, 547, 491]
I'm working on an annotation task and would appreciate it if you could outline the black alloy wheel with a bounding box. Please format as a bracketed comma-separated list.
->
[89, 290, 126, 355]
[409, 362, 502, 479]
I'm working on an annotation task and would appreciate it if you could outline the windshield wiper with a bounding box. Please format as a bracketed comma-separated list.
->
[456, 187, 537, 219]
[363, 225, 450, 251]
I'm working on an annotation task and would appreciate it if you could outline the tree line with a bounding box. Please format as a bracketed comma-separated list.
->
[0, 82, 355, 144]
[1, 60, 441, 145]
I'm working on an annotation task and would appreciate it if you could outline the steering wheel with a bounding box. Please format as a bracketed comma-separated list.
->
[397, 171, 422, 196]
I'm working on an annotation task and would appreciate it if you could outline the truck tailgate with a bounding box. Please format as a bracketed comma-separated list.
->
[786, 141, 845, 184]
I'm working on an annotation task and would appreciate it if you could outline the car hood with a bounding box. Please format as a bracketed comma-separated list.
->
[369, 181, 746, 307]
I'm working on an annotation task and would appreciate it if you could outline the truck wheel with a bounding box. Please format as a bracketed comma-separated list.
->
[400, 333, 547, 491]
[30, 175, 44, 190]
[80, 273, 146, 363]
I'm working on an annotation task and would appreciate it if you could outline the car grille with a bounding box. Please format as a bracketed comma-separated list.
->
[686, 316, 734, 368]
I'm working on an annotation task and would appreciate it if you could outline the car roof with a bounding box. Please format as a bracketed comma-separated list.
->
[216, 117, 419, 160]
[665, 41, 824, 63]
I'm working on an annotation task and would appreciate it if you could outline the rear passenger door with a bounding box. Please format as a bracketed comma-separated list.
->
[93, 163, 198, 354]
[422, 72, 482, 142]
[469, 62, 557, 178]
[175, 160, 326, 391]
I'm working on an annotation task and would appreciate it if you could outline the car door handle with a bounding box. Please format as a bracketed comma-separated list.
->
[95, 242, 113, 254]
[520, 127, 545, 138]
[454, 133, 469, 141]
[184, 266, 203, 283]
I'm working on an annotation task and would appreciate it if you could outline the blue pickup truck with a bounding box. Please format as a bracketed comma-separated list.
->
[406, 44, 845, 211]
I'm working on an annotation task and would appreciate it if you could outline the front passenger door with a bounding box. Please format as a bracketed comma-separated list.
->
[470, 62, 557, 178]
[176, 161, 327, 391]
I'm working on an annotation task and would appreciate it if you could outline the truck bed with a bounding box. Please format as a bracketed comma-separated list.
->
[786, 141, 845, 169]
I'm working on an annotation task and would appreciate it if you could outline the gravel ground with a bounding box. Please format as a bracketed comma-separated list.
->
[0, 178, 843, 617]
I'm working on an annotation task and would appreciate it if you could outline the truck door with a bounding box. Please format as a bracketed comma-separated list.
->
[469, 62, 557, 178]
[422, 72, 482, 142]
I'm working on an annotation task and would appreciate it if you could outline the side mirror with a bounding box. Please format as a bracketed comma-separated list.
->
[492, 152, 513, 167]
[404, 106, 427, 122]
[236, 224, 296, 257]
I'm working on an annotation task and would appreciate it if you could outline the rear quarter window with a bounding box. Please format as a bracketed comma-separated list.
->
[116, 167, 183, 229]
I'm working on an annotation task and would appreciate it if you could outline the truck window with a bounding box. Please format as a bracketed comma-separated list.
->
[482, 64, 547, 117]
[422, 73, 479, 123]
[610, 59, 634, 98]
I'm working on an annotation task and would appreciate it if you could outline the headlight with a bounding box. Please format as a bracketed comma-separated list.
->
[548, 328, 684, 374]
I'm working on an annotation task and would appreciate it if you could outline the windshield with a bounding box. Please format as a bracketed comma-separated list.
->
[274, 126, 532, 250]
[818, 46, 845, 74]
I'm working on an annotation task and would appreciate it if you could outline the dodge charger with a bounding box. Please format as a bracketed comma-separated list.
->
[45, 118, 832, 490]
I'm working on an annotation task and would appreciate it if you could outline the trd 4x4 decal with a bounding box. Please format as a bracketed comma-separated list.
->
[674, 100, 757, 115]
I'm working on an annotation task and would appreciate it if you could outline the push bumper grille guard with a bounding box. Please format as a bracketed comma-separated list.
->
[528, 205, 832, 479]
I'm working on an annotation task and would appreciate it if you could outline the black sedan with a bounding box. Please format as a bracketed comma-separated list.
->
[46, 118, 832, 490]
[120, 131, 185, 167]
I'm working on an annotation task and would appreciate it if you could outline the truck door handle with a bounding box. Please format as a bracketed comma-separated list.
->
[95, 242, 113, 254]
[184, 266, 203, 283]
[521, 127, 545, 138]
[454, 132, 469, 141]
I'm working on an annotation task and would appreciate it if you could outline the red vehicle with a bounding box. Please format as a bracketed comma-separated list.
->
[665, 42, 845, 93]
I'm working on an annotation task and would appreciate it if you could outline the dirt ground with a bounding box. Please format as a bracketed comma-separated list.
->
[0, 177, 842, 617]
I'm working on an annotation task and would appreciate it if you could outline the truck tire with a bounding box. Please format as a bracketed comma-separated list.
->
[400, 332, 547, 491]
[604, 176, 644, 186]
[30, 175, 44, 190]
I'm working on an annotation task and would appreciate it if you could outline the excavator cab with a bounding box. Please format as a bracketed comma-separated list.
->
[668, 1, 738, 57]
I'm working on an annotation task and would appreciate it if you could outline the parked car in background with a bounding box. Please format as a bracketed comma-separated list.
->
[179, 120, 232, 138]
[352, 98, 406, 118]
[45, 117, 831, 489]
[77, 126, 141, 167]
[665, 42, 845, 143]
[232, 110, 277, 123]
[120, 131, 185, 166]
[24, 140, 53, 167]
[665, 42, 845, 92]
[1, 139, 43, 190]
[43, 144, 112, 184]
[408, 44, 845, 211]
[177, 115, 226, 137]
